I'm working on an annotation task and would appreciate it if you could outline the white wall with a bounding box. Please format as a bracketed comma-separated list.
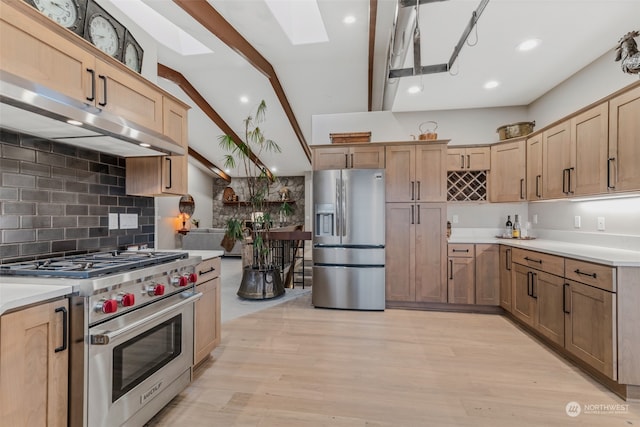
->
[312, 106, 528, 146]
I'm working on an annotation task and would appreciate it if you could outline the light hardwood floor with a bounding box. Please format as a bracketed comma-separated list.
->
[148, 294, 639, 426]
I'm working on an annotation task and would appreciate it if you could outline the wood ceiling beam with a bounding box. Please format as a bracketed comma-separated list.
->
[188, 147, 231, 182]
[157, 63, 274, 181]
[173, 0, 312, 163]
[368, 0, 378, 111]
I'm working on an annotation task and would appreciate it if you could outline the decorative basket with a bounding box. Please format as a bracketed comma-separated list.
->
[330, 131, 371, 144]
[497, 121, 535, 140]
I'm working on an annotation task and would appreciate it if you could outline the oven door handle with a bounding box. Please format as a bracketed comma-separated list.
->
[90, 292, 202, 345]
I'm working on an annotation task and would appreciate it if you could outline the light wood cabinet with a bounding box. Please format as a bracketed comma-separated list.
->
[1, 298, 69, 427]
[126, 98, 189, 196]
[489, 139, 526, 202]
[571, 103, 608, 196]
[475, 244, 500, 306]
[533, 270, 565, 346]
[564, 279, 616, 379]
[312, 145, 385, 170]
[542, 121, 572, 199]
[499, 245, 513, 312]
[194, 257, 222, 366]
[386, 203, 447, 303]
[526, 134, 543, 200]
[447, 146, 490, 171]
[608, 84, 640, 192]
[386, 144, 447, 202]
[447, 244, 475, 304]
[512, 263, 536, 327]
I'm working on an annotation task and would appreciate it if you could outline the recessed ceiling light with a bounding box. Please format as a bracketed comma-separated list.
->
[139, 143, 151, 148]
[271, 167, 277, 172]
[240, 96, 249, 103]
[66, 119, 83, 126]
[343, 15, 356, 24]
[517, 38, 541, 52]
[224, 169, 231, 174]
[484, 80, 499, 89]
[407, 85, 422, 94]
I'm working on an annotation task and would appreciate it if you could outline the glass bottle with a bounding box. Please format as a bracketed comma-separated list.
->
[512, 214, 521, 239]
[505, 215, 513, 238]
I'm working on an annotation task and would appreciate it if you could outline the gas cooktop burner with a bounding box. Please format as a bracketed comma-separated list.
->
[0, 251, 188, 279]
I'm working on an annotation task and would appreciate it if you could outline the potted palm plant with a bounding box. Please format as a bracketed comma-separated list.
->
[219, 100, 285, 299]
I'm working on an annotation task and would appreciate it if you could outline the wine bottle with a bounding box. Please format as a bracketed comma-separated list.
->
[512, 214, 521, 238]
[505, 215, 513, 238]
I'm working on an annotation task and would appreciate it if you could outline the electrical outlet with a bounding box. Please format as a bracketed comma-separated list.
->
[533, 214, 538, 224]
[574, 216, 581, 228]
[597, 217, 605, 231]
[452, 215, 459, 224]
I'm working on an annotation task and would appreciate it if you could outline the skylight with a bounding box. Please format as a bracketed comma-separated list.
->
[108, 0, 212, 55]
[265, 0, 329, 45]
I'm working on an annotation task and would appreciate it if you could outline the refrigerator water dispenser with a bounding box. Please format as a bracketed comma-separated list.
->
[315, 204, 335, 236]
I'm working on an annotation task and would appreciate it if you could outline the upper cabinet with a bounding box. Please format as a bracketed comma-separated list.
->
[386, 143, 447, 202]
[571, 103, 608, 196]
[447, 146, 490, 171]
[312, 145, 385, 170]
[526, 133, 543, 200]
[489, 139, 526, 202]
[542, 121, 572, 199]
[608, 84, 640, 193]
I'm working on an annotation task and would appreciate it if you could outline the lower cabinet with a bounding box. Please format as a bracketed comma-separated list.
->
[0, 298, 69, 427]
[194, 257, 222, 366]
[446, 243, 499, 306]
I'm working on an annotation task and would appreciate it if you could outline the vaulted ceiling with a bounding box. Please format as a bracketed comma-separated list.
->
[102, 0, 640, 179]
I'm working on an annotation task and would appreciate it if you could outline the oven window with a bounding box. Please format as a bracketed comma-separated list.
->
[112, 314, 182, 402]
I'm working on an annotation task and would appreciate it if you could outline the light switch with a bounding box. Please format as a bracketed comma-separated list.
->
[452, 215, 459, 224]
[120, 214, 139, 230]
[108, 213, 119, 230]
[574, 216, 581, 228]
[597, 217, 605, 231]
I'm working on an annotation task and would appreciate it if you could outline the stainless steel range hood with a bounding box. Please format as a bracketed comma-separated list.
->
[0, 71, 185, 157]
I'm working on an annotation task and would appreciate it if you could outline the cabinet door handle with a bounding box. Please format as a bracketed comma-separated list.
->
[199, 267, 216, 275]
[562, 168, 570, 194]
[524, 256, 542, 264]
[467, 154, 471, 169]
[519, 178, 525, 199]
[531, 273, 538, 299]
[165, 158, 172, 189]
[416, 204, 420, 224]
[98, 75, 108, 106]
[452, 249, 469, 253]
[527, 271, 532, 296]
[449, 259, 454, 280]
[563, 283, 571, 314]
[410, 205, 414, 224]
[54, 306, 68, 353]
[535, 175, 541, 198]
[460, 155, 465, 169]
[416, 181, 421, 200]
[506, 248, 512, 271]
[568, 167, 575, 194]
[574, 269, 597, 279]
[350, 153, 354, 168]
[86, 68, 96, 101]
[411, 181, 415, 200]
[607, 157, 616, 189]
[345, 154, 349, 169]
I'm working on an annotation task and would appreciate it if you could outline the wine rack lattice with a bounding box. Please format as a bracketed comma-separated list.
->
[447, 171, 487, 202]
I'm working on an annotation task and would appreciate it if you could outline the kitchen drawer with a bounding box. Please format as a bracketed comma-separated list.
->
[565, 259, 616, 292]
[511, 248, 564, 276]
[448, 244, 475, 258]
[196, 257, 221, 284]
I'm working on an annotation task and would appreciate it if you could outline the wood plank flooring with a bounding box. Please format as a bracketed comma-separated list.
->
[147, 294, 639, 426]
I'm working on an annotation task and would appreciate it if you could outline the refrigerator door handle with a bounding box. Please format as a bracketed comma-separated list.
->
[341, 179, 347, 237]
[335, 178, 341, 237]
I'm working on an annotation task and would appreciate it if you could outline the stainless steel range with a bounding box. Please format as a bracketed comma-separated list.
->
[0, 250, 202, 427]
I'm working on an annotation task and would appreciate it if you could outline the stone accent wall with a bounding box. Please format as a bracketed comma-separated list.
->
[0, 129, 155, 262]
[212, 176, 305, 228]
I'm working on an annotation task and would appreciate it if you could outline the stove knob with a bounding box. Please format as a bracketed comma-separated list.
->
[117, 293, 135, 307]
[188, 273, 198, 283]
[147, 284, 165, 296]
[95, 299, 117, 314]
[178, 275, 189, 287]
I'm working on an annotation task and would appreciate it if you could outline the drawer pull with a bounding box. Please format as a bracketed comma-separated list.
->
[563, 283, 571, 314]
[524, 256, 542, 264]
[199, 267, 216, 275]
[574, 269, 597, 279]
[452, 249, 469, 253]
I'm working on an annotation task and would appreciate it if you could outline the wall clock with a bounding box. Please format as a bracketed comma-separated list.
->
[83, 0, 125, 60]
[123, 31, 144, 73]
[24, 0, 87, 36]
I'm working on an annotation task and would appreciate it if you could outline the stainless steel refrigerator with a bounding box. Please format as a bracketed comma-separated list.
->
[312, 168, 385, 310]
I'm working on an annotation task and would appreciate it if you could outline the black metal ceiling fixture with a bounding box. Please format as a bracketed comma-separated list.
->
[389, 0, 490, 79]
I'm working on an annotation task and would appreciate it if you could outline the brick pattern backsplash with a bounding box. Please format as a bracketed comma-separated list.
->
[0, 129, 155, 262]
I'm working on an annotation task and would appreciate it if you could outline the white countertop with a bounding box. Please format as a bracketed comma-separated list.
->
[0, 283, 73, 316]
[448, 237, 640, 267]
[181, 250, 224, 261]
